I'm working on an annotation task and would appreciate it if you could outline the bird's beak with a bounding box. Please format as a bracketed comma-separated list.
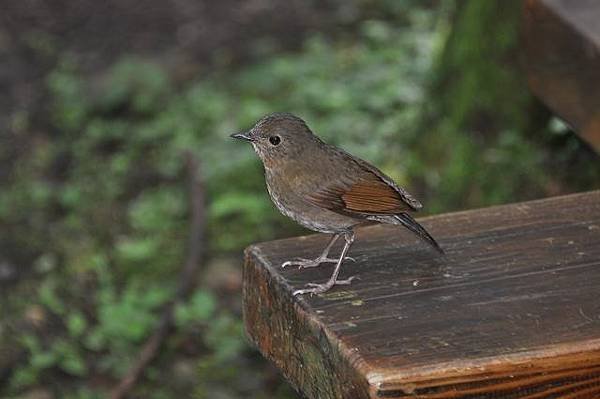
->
[230, 131, 253, 142]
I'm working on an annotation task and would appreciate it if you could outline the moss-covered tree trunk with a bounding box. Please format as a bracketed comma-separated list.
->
[431, 0, 531, 134]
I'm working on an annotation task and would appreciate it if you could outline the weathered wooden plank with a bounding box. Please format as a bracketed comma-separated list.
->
[522, 0, 600, 152]
[243, 191, 600, 398]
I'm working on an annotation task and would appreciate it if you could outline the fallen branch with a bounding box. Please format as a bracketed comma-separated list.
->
[110, 152, 205, 399]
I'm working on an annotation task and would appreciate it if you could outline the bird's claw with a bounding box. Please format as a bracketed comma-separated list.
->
[281, 258, 311, 269]
[293, 275, 359, 296]
[293, 285, 329, 296]
[281, 256, 356, 269]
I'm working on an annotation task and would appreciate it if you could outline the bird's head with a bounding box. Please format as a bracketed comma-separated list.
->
[230, 113, 320, 168]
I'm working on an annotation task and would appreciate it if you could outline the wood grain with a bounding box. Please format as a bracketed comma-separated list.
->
[522, 0, 600, 152]
[243, 191, 600, 398]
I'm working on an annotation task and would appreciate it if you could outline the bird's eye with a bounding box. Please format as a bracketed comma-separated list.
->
[269, 136, 281, 146]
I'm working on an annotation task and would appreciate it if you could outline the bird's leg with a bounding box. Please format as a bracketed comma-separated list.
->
[281, 233, 355, 269]
[293, 231, 357, 296]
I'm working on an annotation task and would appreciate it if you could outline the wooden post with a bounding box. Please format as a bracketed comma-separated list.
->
[522, 0, 600, 152]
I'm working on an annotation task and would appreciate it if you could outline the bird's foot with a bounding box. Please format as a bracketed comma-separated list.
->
[281, 256, 355, 269]
[293, 275, 359, 296]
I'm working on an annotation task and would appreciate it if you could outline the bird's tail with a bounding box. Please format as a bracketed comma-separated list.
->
[393, 213, 444, 254]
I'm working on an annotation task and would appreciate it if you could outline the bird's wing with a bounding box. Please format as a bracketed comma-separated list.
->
[305, 146, 422, 214]
[306, 169, 420, 215]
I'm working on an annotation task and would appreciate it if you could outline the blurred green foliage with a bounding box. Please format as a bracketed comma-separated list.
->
[1, 0, 598, 398]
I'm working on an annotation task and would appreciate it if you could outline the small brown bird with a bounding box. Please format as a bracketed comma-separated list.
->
[231, 113, 443, 296]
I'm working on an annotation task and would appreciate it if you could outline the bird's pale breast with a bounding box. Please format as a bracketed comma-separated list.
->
[265, 169, 359, 234]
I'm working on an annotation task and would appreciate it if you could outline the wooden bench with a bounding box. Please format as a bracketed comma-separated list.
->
[243, 191, 600, 398]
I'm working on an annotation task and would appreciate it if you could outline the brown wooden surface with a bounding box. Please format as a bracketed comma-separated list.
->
[522, 0, 600, 152]
[243, 191, 600, 398]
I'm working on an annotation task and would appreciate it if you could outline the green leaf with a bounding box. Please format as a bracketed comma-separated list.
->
[67, 312, 88, 337]
[175, 290, 217, 326]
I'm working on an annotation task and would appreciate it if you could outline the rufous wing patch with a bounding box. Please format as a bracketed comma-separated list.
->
[306, 178, 410, 214]
[341, 179, 408, 213]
